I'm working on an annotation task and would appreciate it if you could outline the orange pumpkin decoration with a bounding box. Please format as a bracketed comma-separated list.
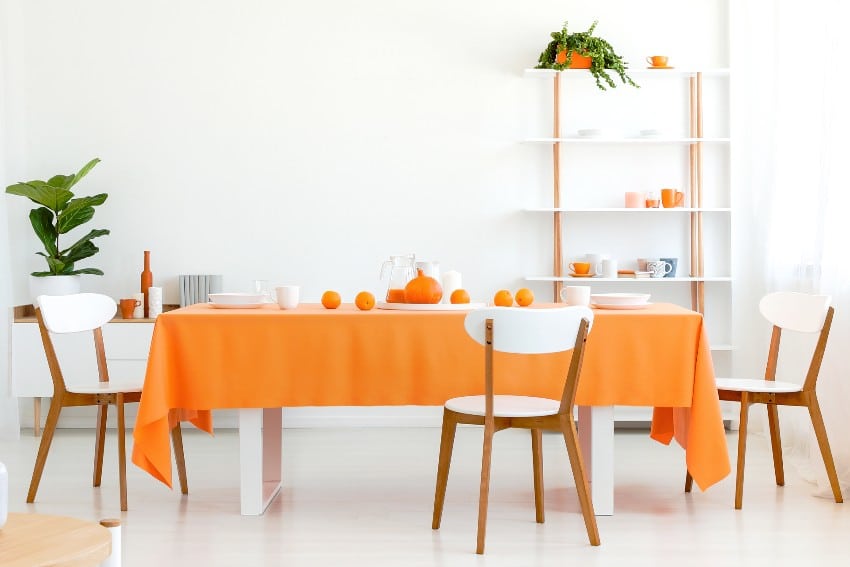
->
[404, 269, 443, 304]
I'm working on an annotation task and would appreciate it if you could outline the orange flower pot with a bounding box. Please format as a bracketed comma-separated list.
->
[555, 50, 592, 68]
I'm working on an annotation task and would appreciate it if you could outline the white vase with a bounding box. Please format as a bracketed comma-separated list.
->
[0, 461, 8, 529]
[28, 274, 82, 306]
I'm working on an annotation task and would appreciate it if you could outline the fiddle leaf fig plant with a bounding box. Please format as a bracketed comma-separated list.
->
[535, 20, 638, 91]
[5, 157, 110, 276]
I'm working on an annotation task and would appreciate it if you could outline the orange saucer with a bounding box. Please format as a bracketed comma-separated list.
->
[569, 273, 594, 278]
[647, 65, 675, 69]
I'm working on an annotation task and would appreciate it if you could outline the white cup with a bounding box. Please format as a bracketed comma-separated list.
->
[560, 285, 591, 306]
[584, 253, 608, 276]
[275, 285, 300, 309]
[601, 258, 618, 278]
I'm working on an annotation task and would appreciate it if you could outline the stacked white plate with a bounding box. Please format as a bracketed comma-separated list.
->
[590, 293, 651, 310]
[208, 293, 265, 309]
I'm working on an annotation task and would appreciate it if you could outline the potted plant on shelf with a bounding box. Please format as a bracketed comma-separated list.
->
[5, 157, 110, 301]
[535, 20, 638, 91]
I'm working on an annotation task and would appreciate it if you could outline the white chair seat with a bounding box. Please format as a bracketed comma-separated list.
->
[445, 395, 560, 418]
[67, 379, 143, 395]
[716, 377, 802, 394]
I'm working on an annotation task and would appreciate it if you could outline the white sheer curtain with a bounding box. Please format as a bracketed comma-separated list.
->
[735, 0, 850, 496]
[0, 27, 20, 439]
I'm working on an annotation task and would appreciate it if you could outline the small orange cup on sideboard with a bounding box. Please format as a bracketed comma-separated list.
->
[119, 298, 141, 319]
[661, 188, 684, 208]
[646, 55, 669, 67]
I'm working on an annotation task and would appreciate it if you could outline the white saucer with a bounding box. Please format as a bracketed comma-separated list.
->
[208, 302, 264, 309]
[592, 302, 652, 310]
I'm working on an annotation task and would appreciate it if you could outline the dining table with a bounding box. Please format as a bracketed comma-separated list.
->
[132, 301, 730, 516]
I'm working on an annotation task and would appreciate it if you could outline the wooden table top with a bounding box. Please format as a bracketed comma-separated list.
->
[0, 513, 111, 567]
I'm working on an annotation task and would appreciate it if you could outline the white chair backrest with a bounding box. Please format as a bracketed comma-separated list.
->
[759, 292, 831, 333]
[464, 306, 593, 354]
[36, 293, 117, 334]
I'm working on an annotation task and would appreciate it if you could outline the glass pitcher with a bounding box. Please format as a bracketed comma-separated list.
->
[380, 254, 416, 303]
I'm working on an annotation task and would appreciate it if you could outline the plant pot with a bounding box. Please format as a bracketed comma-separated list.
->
[29, 274, 82, 306]
[556, 50, 592, 69]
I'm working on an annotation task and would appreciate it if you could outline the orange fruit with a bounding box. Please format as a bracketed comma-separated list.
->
[355, 291, 375, 311]
[321, 290, 341, 309]
[450, 288, 470, 304]
[515, 288, 534, 307]
[493, 289, 513, 307]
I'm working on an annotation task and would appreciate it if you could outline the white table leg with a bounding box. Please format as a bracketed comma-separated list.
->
[577, 405, 614, 516]
[239, 408, 282, 515]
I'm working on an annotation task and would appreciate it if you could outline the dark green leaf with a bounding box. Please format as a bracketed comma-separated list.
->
[60, 229, 110, 255]
[6, 182, 73, 211]
[67, 267, 104, 276]
[29, 208, 58, 257]
[62, 240, 99, 264]
[56, 205, 95, 234]
[44, 256, 67, 274]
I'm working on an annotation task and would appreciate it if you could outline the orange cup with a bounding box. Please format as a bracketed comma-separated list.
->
[646, 55, 669, 67]
[661, 188, 684, 208]
[119, 298, 141, 319]
[568, 261, 591, 275]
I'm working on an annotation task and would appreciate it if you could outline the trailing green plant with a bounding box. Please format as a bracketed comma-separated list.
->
[5, 157, 110, 276]
[535, 20, 638, 91]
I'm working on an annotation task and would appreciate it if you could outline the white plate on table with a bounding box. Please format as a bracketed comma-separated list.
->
[590, 293, 651, 306]
[208, 302, 264, 309]
[208, 293, 265, 309]
[592, 302, 653, 310]
[376, 302, 486, 311]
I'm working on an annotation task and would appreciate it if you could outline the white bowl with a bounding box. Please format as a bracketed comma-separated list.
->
[208, 292, 266, 305]
[577, 128, 603, 138]
[590, 292, 651, 306]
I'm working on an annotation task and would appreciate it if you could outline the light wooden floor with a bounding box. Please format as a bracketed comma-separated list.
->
[1, 425, 848, 566]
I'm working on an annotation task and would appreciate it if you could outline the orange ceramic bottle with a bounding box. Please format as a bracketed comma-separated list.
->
[141, 250, 152, 318]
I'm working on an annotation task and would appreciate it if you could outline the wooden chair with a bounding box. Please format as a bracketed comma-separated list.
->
[685, 291, 843, 509]
[27, 293, 188, 511]
[431, 306, 599, 554]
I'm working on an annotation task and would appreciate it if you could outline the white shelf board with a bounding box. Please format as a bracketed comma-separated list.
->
[523, 68, 730, 78]
[525, 276, 732, 283]
[711, 344, 733, 351]
[525, 207, 731, 213]
[525, 137, 730, 144]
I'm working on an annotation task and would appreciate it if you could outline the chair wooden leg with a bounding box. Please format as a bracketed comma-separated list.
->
[171, 422, 189, 495]
[559, 415, 600, 546]
[432, 410, 458, 530]
[116, 395, 128, 511]
[93, 404, 108, 487]
[734, 395, 750, 510]
[476, 422, 495, 555]
[684, 471, 694, 493]
[27, 398, 63, 503]
[766, 403, 784, 486]
[807, 396, 843, 503]
[531, 428, 545, 523]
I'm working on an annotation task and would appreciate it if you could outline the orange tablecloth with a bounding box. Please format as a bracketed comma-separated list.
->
[132, 302, 729, 491]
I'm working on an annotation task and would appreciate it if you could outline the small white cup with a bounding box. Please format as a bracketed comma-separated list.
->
[560, 285, 591, 306]
[584, 253, 608, 276]
[275, 285, 300, 309]
[601, 258, 618, 278]
[647, 261, 672, 278]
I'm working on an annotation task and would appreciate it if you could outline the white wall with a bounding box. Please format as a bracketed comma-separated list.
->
[2, 0, 728, 306]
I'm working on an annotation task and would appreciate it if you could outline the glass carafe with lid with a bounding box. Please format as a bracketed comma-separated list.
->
[380, 254, 416, 303]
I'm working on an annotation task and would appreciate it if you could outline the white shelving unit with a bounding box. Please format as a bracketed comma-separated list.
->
[522, 66, 735, 425]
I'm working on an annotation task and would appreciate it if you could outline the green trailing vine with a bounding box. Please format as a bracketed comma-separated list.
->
[535, 20, 638, 91]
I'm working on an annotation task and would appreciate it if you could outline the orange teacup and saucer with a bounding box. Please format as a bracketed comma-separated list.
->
[568, 261, 594, 278]
[646, 55, 673, 69]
